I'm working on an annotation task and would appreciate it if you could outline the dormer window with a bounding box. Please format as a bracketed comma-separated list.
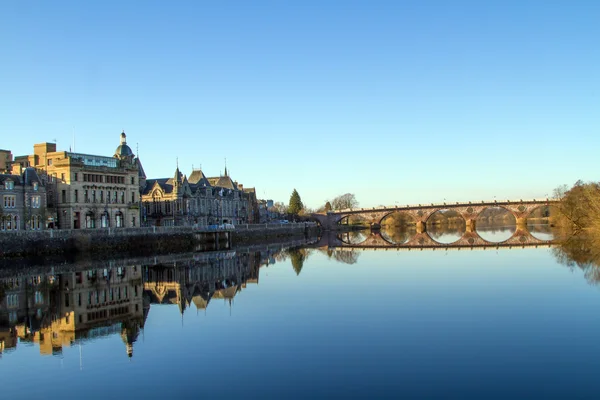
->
[33, 182, 38, 191]
[5, 180, 14, 190]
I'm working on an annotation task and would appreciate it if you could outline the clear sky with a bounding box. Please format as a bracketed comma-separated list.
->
[1, 0, 598, 208]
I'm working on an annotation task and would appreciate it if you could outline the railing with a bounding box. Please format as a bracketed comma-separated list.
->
[329, 199, 559, 214]
[0, 222, 318, 239]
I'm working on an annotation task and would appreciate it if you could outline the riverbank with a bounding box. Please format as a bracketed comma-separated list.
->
[0, 223, 320, 259]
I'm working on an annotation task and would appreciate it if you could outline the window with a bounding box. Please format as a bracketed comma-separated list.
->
[74, 190, 78, 202]
[61, 173, 65, 181]
[74, 172, 78, 181]
[131, 192, 135, 203]
[100, 190, 104, 203]
[35, 291, 44, 304]
[101, 212, 109, 228]
[78, 293, 82, 306]
[33, 182, 38, 191]
[131, 177, 135, 185]
[62, 190, 66, 203]
[116, 212, 123, 227]
[120, 191, 125, 204]
[85, 212, 95, 229]
[3, 195, 16, 208]
[47, 159, 52, 166]
[5, 180, 14, 190]
[32, 195, 41, 208]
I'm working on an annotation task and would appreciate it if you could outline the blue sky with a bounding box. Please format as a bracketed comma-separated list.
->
[1, 0, 598, 208]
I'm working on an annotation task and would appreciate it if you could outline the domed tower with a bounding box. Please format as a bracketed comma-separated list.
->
[114, 130, 135, 163]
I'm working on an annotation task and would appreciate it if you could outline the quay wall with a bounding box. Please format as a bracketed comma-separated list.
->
[0, 223, 320, 258]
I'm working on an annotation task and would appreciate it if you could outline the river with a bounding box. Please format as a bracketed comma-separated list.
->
[0, 226, 599, 399]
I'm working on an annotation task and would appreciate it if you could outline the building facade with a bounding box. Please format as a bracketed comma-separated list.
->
[0, 167, 49, 231]
[141, 167, 254, 226]
[17, 132, 145, 229]
[0, 150, 12, 173]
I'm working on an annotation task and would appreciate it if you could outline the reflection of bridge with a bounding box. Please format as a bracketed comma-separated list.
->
[311, 199, 558, 231]
[314, 226, 554, 251]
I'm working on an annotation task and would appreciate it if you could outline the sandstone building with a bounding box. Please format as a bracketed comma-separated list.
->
[14, 132, 145, 229]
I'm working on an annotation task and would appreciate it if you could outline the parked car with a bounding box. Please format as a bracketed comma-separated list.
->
[219, 223, 235, 229]
[280, 220, 289, 224]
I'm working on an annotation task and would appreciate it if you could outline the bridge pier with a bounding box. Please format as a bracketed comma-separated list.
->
[465, 219, 476, 232]
[516, 217, 528, 227]
[415, 221, 426, 233]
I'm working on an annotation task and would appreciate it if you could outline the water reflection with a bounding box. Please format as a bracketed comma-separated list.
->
[2, 230, 600, 398]
[475, 224, 516, 242]
[552, 233, 600, 285]
[0, 239, 314, 359]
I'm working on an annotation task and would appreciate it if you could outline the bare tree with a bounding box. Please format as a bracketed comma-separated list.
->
[331, 193, 358, 210]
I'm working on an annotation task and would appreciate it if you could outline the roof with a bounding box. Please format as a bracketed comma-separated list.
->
[142, 178, 174, 195]
[208, 175, 236, 190]
[22, 167, 42, 186]
[135, 158, 146, 179]
[0, 174, 21, 185]
[188, 169, 210, 186]
[115, 144, 134, 157]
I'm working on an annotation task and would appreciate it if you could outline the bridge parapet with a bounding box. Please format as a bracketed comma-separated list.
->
[316, 199, 557, 229]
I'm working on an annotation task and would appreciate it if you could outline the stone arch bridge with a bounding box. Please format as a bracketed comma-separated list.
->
[311, 199, 558, 231]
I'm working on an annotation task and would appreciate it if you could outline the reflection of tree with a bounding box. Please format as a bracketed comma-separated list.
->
[332, 250, 359, 265]
[552, 233, 600, 285]
[381, 226, 415, 244]
[288, 248, 306, 275]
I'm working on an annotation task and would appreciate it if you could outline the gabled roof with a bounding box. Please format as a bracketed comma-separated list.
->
[22, 167, 42, 186]
[142, 178, 174, 195]
[208, 175, 236, 190]
[0, 174, 21, 185]
[188, 169, 211, 187]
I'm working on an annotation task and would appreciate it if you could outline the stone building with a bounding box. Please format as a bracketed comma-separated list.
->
[141, 166, 254, 227]
[0, 167, 49, 231]
[15, 132, 145, 229]
[0, 149, 12, 173]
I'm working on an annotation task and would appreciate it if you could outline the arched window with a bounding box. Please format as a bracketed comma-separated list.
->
[85, 212, 96, 229]
[101, 212, 110, 228]
[115, 212, 123, 227]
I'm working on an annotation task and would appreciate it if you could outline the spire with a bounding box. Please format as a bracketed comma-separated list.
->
[120, 130, 127, 145]
[224, 158, 228, 177]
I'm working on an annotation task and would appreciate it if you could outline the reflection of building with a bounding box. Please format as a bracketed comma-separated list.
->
[0, 246, 290, 359]
[0, 266, 145, 357]
[14, 132, 145, 229]
[143, 250, 266, 313]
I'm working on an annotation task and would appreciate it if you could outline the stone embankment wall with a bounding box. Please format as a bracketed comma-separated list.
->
[0, 223, 320, 258]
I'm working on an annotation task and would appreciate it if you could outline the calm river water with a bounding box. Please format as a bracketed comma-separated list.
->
[1, 227, 599, 399]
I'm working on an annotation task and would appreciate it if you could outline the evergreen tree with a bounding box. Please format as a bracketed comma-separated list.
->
[288, 189, 304, 215]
